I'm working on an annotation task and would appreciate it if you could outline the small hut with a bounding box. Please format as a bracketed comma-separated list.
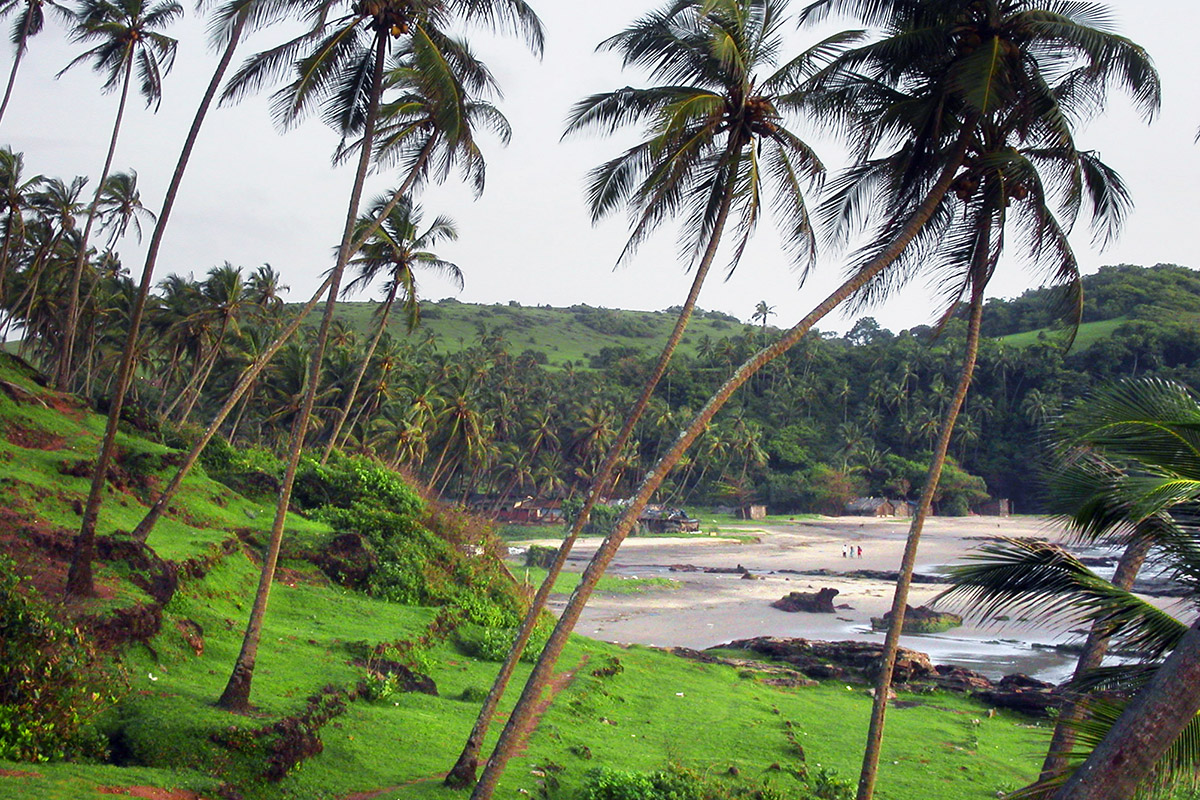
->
[844, 497, 897, 517]
[975, 498, 1011, 517]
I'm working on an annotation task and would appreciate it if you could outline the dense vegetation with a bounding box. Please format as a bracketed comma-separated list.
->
[0, 356, 1043, 798]
[5, 251, 1199, 518]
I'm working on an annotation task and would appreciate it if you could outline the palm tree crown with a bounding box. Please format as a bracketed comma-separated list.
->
[566, 0, 844, 276]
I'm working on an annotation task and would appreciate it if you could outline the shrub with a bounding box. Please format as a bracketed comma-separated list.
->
[293, 453, 424, 515]
[0, 560, 108, 762]
[526, 545, 558, 568]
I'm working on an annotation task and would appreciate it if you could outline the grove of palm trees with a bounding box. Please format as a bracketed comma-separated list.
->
[0, 0, 1197, 799]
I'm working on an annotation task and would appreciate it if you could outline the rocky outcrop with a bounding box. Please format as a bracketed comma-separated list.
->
[705, 636, 1061, 717]
[771, 588, 839, 613]
[716, 636, 935, 683]
[870, 604, 963, 634]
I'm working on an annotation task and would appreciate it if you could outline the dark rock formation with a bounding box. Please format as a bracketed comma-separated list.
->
[703, 636, 1061, 718]
[771, 588, 839, 613]
[870, 604, 963, 634]
[717, 636, 935, 683]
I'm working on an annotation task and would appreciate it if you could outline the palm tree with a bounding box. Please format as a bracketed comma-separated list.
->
[0, 146, 41, 304]
[94, 169, 154, 249]
[469, 2, 1158, 796]
[937, 379, 1200, 798]
[214, 0, 542, 712]
[831, 0, 1160, 789]
[68, 0, 297, 597]
[450, 0, 838, 786]
[321, 192, 460, 461]
[752, 300, 776, 329]
[0, 0, 69, 125]
[54, 0, 180, 394]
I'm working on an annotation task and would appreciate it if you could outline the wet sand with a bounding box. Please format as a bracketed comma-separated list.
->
[514, 515, 1192, 683]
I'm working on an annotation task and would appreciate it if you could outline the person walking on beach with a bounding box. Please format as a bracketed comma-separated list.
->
[857, 545, 863, 559]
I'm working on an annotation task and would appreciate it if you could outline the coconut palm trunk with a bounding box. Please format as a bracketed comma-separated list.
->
[1053, 616, 1200, 800]
[467, 139, 971, 800]
[0, 4, 35, 128]
[57, 49, 132, 392]
[216, 32, 387, 712]
[856, 268, 986, 800]
[1037, 536, 1152, 783]
[63, 56, 136, 593]
[65, 16, 247, 597]
[444, 166, 737, 789]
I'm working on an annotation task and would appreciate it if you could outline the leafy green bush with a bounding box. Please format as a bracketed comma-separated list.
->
[562, 498, 623, 535]
[0, 559, 108, 762]
[294, 453, 425, 514]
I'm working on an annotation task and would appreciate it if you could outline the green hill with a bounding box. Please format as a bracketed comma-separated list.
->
[0, 354, 1049, 800]
[302, 299, 760, 367]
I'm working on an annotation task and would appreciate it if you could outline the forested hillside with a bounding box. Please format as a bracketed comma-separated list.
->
[271, 263, 1200, 513]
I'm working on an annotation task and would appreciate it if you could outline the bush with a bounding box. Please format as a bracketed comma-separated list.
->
[294, 453, 425, 515]
[562, 499, 623, 536]
[526, 545, 558, 568]
[0, 560, 108, 762]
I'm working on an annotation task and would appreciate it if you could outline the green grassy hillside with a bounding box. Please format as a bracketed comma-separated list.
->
[997, 316, 1129, 351]
[304, 300, 760, 367]
[0, 355, 1046, 800]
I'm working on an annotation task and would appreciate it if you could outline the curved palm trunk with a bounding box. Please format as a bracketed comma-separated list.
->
[856, 273, 986, 800]
[65, 14, 255, 596]
[57, 50, 132, 393]
[216, 33, 387, 712]
[1054, 616, 1200, 800]
[444, 169, 737, 790]
[321, 281, 399, 463]
[467, 140, 972, 800]
[1036, 535, 1152, 786]
[62, 57, 139, 593]
[0, 7, 33, 129]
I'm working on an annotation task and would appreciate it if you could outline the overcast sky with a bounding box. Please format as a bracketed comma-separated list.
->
[3, 0, 1197, 334]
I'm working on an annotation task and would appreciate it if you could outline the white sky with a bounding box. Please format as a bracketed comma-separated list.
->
[3, 0, 1197, 334]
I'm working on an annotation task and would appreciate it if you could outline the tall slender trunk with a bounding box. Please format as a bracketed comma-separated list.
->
[216, 33, 387, 712]
[0, 8, 32, 128]
[856, 265, 987, 800]
[445, 164, 737, 790]
[57, 49, 132, 393]
[321, 281, 398, 463]
[129, 121, 431, 544]
[1054, 616, 1200, 800]
[467, 137, 971, 800]
[65, 16, 247, 596]
[1036, 535, 1152, 785]
[62, 56, 138, 593]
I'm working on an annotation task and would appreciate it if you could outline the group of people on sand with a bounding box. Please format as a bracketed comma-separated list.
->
[842, 544, 863, 559]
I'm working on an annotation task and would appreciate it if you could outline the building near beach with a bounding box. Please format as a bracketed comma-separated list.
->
[844, 497, 908, 517]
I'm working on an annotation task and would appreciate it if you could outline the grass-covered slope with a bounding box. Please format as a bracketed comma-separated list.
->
[303, 300, 756, 368]
[0, 354, 1046, 800]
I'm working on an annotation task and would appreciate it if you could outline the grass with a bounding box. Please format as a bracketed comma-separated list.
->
[0, 356, 1048, 800]
[997, 316, 1127, 351]
[515, 565, 680, 595]
[303, 300, 760, 369]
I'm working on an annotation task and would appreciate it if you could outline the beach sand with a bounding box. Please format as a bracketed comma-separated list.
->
[514, 515, 1187, 682]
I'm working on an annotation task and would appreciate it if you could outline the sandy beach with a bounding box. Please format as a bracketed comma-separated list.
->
[514, 515, 1191, 683]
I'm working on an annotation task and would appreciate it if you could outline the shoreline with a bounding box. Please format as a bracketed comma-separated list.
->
[513, 515, 1186, 682]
